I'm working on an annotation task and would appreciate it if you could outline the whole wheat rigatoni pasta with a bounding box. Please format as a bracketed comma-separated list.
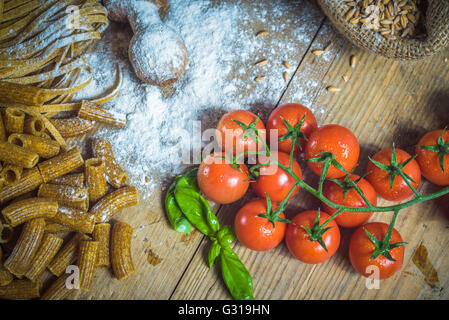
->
[41, 274, 73, 300]
[2, 197, 58, 227]
[90, 186, 139, 223]
[50, 173, 84, 187]
[4, 107, 25, 134]
[78, 100, 126, 127]
[111, 221, 134, 280]
[45, 223, 72, 233]
[92, 139, 128, 188]
[85, 157, 107, 203]
[37, 147, 84, 182]
[38, 183, 89, 211]
[48, 205, 95, 234]
[1, 164, 23, 185]
[0, 141, 39, 168]
[0, 247, 13, 287]
[48, 232, 89, 277]
[0, 112, 6, 141]
[49, 117, 95, 138]
[93, 223, 111, 267]
[0, 279, 41, 300]
[25, 233, 63, 282]
[24, 117, 46, 137]
[0, 167, 44, 205]
[8, 133, 60, 158]
[78, 240, 99, 290]
[4, 218, 46, 277]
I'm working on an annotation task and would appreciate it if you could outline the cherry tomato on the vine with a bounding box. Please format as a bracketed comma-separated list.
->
[415, 129, 449, 186]
[322, 174, 377, 228]
[349, 222, 405, 280]
[197, 152, 249, 204]
[216, 110, 266, 157]
[305, 124, 360, 179]
[266, 103, 318, 155]
[366, 147, 421, 201]
[234, 199, 287, 251]
[252, 151, 302, 203]
[285, 210, 340, 264]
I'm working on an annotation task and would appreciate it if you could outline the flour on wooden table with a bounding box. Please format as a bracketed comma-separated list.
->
[73, 0, 324, 200]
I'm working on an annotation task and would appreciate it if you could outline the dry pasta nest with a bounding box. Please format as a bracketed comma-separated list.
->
[317, 0, 449, 60]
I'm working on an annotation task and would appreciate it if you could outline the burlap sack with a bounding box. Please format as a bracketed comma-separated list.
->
[317, 0, 449, 60]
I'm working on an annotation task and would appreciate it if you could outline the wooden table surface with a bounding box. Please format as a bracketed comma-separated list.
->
[72, 0, 449, 300]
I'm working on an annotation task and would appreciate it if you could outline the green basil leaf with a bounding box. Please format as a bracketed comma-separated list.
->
[208, 241, 221, 269]
[174, 187, 216, 237]
[176, 168, 199, 191]
[217, 226, 235, 247]
[219, 246, 254, 300]
[164, 179, 192, 234]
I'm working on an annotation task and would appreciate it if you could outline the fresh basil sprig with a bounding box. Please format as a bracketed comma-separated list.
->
[164, 169, 254, 300]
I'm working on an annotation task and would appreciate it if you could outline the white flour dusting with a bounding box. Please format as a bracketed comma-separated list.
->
[73, 0, 324, 200]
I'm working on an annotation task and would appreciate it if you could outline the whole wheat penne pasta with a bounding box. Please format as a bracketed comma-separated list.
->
[92, 139, 128, 188]
[0, 247, 14, 286]
[4, 218, 46, 277]
[8, 133, 60, 158]
[4, 107, 25, 133]
[93, 223, 110, 267]
[24, 117, 46, 137]
[90, 186, 139, 223]
[78, 100, 126, 127]
[0, 279, 41, 299]
[0, 112, 6, 141]
[49, 117, 95, 138]
[48, 233, 89, 277]
[111, 222, 134, 280]
[78, 240, 99, 290]
[1, 164, 23, 185]
[45, 223, 72, 234]
[85, 158, 107, 203]
[25, 233, 63, 282]
[37, 147, 84, 183]
[50, 173, 84, 187]
[0, 141, 39, 168]
[0, 176, 4, 189]
[38, 183, 89, 211]
[48, 205, 95, 234]
[2, 197, 58, 227]
[41, 274, 73, 300]
[0, 167, 43, 205]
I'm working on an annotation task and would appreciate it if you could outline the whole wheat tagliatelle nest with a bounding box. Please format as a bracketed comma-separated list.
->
[317, 0, 449, 60]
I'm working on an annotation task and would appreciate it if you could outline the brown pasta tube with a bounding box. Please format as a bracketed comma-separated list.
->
[93, 223, 111, 267]
[48, 233, 89, 277]
[0, 246, 14, 287]
[25, 233, 63, 282]
[92, 139, 128, 188]
[1, 164, 23, 185]
[49, 117, 95, 138]
[0, 279, 41, 300]
[111, 222, 134, 280]
[0, 141, 39, 168]
[2, 197, 58, 227]
[48, 205, 95, 234]
[38, 183, 89, 211]
[85, 157, 107, 203]
[78, 100, 126, 127]
[0, 167, 44, 205]
[50, 173, 84, 188]
[4, 107, 25, 133]
[37, 147, 84, 183]
[24, 117, 46, 137]
[8, 133, 60, 158]
[89, 186, 139, 223]
[0, 112, 6, 141]
[78, 240, 99, 290]
[4, 218, 46, 277]
[41, 274, 73, 300]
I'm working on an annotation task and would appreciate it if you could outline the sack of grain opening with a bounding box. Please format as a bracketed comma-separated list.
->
[317, 0, 449, 60]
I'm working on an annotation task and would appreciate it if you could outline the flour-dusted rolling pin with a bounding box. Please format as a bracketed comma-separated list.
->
[104, 0, 188, 86]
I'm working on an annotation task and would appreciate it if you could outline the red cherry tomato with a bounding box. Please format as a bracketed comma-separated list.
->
[266, 103, 318, 155]
[349, 222, 404, 280]
[234, 199, 287, 251]
[252, 151, 302, 202]
[216, 110, 266, 156]
[285, 210, 340, 264]
[197, 153, 249, 204]
[366, 148, 421, 201]
[305, 124, 360, 179]
[415, 129, 449, 186]
[322, 174, 377, 228]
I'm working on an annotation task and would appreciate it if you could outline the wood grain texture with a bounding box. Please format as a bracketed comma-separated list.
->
[66, 0, 449, 300]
